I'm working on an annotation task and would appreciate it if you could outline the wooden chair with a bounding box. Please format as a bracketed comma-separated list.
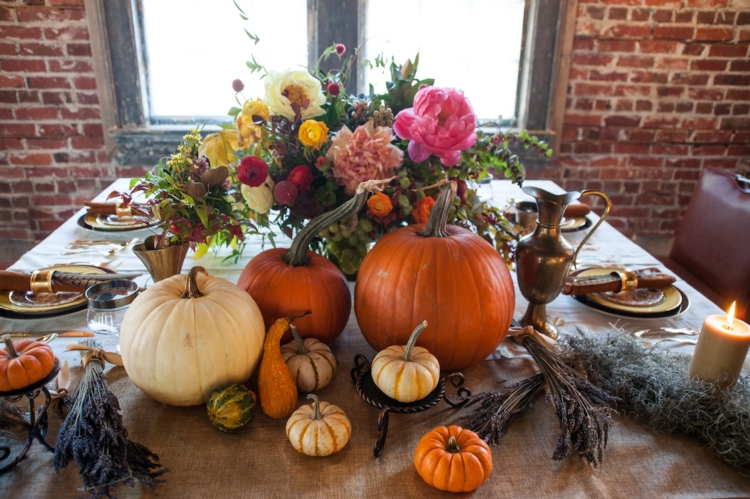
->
[659, 167, 750, 320]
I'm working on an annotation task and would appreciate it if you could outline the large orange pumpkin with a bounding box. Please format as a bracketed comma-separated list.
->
[355, 182, 515, 370]
[0, 335, 56, 391]
[238, 181, 386, 344]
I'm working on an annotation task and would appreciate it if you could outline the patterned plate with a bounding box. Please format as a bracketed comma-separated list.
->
[561, 216, 593, 232]
[78, 214, 159, 232]
[573, 267, 681, 314]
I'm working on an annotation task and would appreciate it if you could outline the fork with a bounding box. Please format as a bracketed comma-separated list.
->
[61, 238, 138, 256]
[633, 327, 699, 338]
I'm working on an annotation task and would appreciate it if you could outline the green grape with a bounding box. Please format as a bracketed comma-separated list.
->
[399, 176, 411, 189]
[348, 234, 359, 246]
[340, 261, 356, 275]
[353, 259, 362, 271]
[332, 232, 343, 242]
[341, 248, 354, 261]
[328, 223, 339, 233]
[320, 228, 330, 238]
[356, 243, 368, 257]
[340, 228, 351, 239]
[359, 218, 373, 232]
[327, 241, 340, 256]
[354, 226, 365, 236]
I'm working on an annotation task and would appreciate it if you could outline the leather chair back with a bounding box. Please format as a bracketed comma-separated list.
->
[669, 167, 750, 320]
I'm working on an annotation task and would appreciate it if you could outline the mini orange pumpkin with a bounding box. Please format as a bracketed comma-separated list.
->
[0, 334, 56, 391]
[414, 425, 492, 493]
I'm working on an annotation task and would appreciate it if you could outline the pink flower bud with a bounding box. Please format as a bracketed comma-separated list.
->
[327, 81, 341, 96]
[274, 180, 298, 205]
[335, 43, 346, 56]
[232, 79, 244, 92]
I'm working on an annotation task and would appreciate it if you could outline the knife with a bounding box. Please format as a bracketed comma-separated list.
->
[563, 268, 675, 295]
[6, 330, 95, 338]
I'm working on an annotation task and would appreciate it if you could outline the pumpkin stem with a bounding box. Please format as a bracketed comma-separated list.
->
[418, 181, 457, 239]
[284, 178, 394, 267]
[402, 320, 428, 362]
[307, 393, 321, 420]
[182, 266, 207, 298]
[446, 436, 461, 453]
[2, 334, 18, 358]
[290, 324, 308, 354]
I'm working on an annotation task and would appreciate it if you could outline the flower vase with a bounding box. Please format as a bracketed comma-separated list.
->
[133, 236, 189, 282]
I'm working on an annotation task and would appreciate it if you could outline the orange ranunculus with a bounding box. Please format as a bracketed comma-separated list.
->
[412, 196, 435, 224]
[367, 192, 393, 217]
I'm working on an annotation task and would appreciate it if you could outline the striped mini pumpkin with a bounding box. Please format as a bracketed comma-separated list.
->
[281, 324, 337, 392]
[286, 394, 351, 456]
[207, 384, 256, 433]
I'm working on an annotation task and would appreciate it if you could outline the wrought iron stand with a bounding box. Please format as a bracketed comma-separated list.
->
[0, 360, 59, 472]
[351, 354, 471, 457]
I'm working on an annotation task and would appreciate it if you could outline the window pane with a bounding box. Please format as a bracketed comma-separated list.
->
[141, 0, 308, 122]
[363, 0, 525, 123]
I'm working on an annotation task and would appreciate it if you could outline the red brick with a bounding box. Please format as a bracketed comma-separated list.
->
[726, 89, 750, 100]
[654, 26, 694, 40]
[61, 107, 100, 120]
[658, 102, 675, 112]
[0, 139, 24, 150]
[686, 0, 726, 6]
[574, 37, 596, 50]
[709, 45, 749, 58]
[693, 145, 727, 155]
[26, 138, 67, 149]
[574, 54, 614, 66]
[728, 145, 750, 155]
[695, 28, 735, 41]
[77, 92, 98, 105]
[635, 100, 653, 111]
[703, 158, 737, 168]
[671, 73, 709, 85]
[48, 60, 93, 73]
[716, 12, 736, 25]
[696, 11, 716, 23]
[690, 59, 728, 71]
[43, 27, 89, 41]
[653, 144, 689, 155]
[0, 26, 43, 39]
[595, 99, 613, 110]
[616, 100, 634, 111]
[71, 136, 105, 149]
[0, 91, 18, 103]
[640, 40, 681, 53]
[602, 0, 642, 5]
[0, 43, 17, 56]
[683, 43, 705, 56]
[682, 117, 718, 128]
[587, 6, 606, 19]
[632, 8, 651, 21]
[675, 11, 694, 22]
[590, 70, 628, 81]
[741, 29, 750, 42]
[14, 107, 59, 120]
[38, 124, 78, 136]
[1, 59, 46, 72]
[0, 124, 36, 136]
[657, 130, 691, 141]
[73, 77, 96, 90]
[715, 103, 732, 115]
[66, 43, 91, 57]
[631, 71, 668, 83]
[714, 74, 750, 86]
[656, 57, 688, 70]
[608, 7, 628, 19]
[688, 88, 724, 101]
[565, 114, 603, 125]
[676, 101, 694, 113]
[10, 153, 53, 165]
[614, 143, 651, 154]
[630, 156, 665, 167]
[0, 75, 25, 88]
[645, 0, 684, 6]
[731, 132, 750, 143]
[41, 91, 72, 105]
[694, 131, 732, 142]
[617, 56, 654, 68]
[19, 43, 64, 57]
[615, 85, 652, 97]
[574, 83, 614, 96]
[31, 195, 73, 207]
[575, 142, 613, 154]
[608, 25, 653, 38]
[27, 76, 70, 89]
[644, 116, 681, 127]
[599, 40, 636, 52]
[34, 183, 55, 193]
[653, 9, 673, 22]
[695, 102, 713, 113]
[734, 104, 750, 115]
[730, 60, 750, 72]
[16, 6, 85, 22]
[82, 124, 104, 136]
[658, 86, 685, 97]
[13, 181, 34, 193]
[605, 116, 641, 126]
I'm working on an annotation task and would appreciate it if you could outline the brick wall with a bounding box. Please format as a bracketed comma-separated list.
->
[0, 0, 123, 241]
[530, 0, 750, 237]
[1, 0, 748, 241]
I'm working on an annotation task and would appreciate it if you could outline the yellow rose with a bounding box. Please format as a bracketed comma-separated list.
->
[298, 120, 329, 149]
[199, 129, 239, 167]
[236, 99, 270, 148]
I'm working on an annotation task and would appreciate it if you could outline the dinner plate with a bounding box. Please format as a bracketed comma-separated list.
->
[77, 213, 159, 233]
[573, 267, 682, 314]
[561, 216, 592, 232]
[572, 288, 690, 319]
[0, 265, 110, 319]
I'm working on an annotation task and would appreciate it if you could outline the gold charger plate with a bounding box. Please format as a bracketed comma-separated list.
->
[0, 265, 107, 317]
[561, 216, 592, 232]
[79, 213, 159, 232]
[574, 267, 682, 314]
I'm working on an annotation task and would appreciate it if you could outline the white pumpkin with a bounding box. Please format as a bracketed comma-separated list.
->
[286, 394, 351, 456]
[281, 324, 337, 392]
[120, 266, 265, 406]
[371, 320, 440, 403]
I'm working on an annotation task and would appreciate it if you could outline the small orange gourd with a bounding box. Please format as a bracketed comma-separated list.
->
[258, 316, 304, 419]
[0, 335, 56, 392]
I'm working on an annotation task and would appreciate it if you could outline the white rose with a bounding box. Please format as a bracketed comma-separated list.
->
[241, 176, 275, 214]
[263, 69, 327, 122]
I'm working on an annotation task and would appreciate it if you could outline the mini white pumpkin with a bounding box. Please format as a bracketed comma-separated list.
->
[120, 266, 265, 406]
[371, 320, 440, 403]
[281, 324, 337, 392]
[286, 394, 351, 456]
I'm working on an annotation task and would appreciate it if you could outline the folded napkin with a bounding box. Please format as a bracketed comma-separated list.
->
[564, 202, 591, 219]
[0, 269, 143, 294]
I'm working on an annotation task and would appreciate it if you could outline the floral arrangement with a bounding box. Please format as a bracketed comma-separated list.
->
[199, 42, 551, 272]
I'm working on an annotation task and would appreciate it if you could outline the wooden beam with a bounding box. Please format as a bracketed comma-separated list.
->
[548, 0, 578, 157]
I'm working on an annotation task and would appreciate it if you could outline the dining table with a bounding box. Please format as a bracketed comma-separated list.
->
[1, 178, 748, 499]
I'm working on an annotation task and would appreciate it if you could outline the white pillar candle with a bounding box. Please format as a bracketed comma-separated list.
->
[688, 303, 750, 388]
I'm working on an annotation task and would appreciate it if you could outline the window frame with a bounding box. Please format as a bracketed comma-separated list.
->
[85, 0, 576, 166]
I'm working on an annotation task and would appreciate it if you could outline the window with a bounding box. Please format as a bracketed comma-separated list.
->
[85, 0, 575, 165]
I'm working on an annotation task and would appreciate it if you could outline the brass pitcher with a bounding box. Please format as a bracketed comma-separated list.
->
[516, 187, 612, 338]
[132, 236, 189, 282]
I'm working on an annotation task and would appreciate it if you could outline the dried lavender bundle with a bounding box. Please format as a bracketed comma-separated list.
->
[54, 340, 167, 499]
[565, 329, 750, 472]
[522, 334, 617, 468]
[461, 373, 545, 446]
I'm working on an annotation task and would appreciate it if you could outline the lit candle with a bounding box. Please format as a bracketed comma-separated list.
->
[688, 302, 750, 388]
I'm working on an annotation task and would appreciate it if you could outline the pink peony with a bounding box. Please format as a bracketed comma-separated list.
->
[326, 120, 403, 195]
[393, 87, 477, 167]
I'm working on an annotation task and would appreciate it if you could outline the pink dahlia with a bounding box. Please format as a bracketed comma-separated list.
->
[393, 87, 477, 167]
[326, 120, 403, 195]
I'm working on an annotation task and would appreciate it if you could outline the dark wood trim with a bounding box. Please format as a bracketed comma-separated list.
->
[549, 0, 578, 155]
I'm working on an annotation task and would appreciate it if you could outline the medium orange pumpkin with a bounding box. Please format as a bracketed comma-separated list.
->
[355, 182, 515, 370]
[238, 181, 386, 344]
[414, 425, 492, 493]
[0, 335, 56, 391]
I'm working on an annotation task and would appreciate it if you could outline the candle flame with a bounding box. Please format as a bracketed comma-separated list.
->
[726, 301, 736, 330]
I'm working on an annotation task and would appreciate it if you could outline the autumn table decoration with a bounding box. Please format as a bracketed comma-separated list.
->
[206, 384, 257, 433]
[286, 394, 351, 457]
[281, 323, 337, 392]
